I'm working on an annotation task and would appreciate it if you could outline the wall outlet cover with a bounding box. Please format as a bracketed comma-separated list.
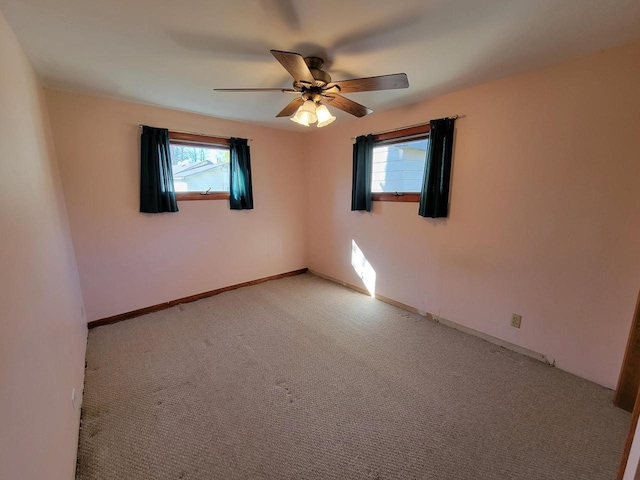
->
[511, 314, 522, 329]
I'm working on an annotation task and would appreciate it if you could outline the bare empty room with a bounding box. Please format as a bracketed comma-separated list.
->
[1, 1, 640, 479]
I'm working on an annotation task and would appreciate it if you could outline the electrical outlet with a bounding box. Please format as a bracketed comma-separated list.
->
[71, 388, 77, 409]
[511, 314, 522, 329]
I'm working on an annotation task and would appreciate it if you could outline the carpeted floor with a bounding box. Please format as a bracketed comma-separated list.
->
[77, 273, 629, 480]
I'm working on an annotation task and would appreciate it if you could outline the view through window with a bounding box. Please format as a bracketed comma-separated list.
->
[169, 137, 230, 194]
[372, 138, 429, 194]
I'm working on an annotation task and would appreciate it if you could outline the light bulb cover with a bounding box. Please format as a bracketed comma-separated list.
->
[290, 106, 310, 126]
[316, 104, 336, 128]
[299, 100, 318, 124]
[290, 116, 309, 127]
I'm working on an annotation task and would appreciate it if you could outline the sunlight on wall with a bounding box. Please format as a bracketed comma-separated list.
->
[351, 240, 376, 297]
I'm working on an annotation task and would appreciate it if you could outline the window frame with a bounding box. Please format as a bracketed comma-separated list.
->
[371, 124, 430, 203]
[169, 131, 230, 201]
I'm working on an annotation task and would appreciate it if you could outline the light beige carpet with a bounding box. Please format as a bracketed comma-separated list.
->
[77, 273, 629, 479]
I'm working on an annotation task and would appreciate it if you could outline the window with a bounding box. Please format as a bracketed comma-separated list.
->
[371, 124, 430, 202]
[169, 131, 230, 201]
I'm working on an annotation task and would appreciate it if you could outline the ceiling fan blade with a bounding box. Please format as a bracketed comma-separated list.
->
[168, 31, 271, 60]
[260, 0, 300, 31]
[331, 9, 423, 55]
[276, 97, 303, 117]
[214, 88, 298, 93]
[330, 73, 409, 93]
[270, 50, 316, 85]
[325, 95, 372, 118]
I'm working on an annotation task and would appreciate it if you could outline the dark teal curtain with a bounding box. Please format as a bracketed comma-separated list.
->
[140, 126, 178, 213]
[419, 118, 456, 218]
[229, 138, 253, 210]
[351, 134, 374, 212]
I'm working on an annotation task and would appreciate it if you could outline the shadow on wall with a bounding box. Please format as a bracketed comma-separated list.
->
[351, 240, 376, 297]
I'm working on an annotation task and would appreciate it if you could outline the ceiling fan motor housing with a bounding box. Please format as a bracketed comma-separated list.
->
[300, 56, 332, 88]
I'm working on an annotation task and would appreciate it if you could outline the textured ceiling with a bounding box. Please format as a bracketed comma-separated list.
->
[2, 0, 640, 131]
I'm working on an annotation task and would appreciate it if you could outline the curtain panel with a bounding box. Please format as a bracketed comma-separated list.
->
[419, 118, 456, 218]
[229, 137, 254, 210]
[351, 134, 374, 212]
[140, 125, 178, 213]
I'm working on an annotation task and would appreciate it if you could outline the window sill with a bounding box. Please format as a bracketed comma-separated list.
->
[176, 192, 229, 201]
[372, 193, 420, 202]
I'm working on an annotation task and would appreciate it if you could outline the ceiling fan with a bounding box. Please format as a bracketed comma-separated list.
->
[214, 50, 409, 127]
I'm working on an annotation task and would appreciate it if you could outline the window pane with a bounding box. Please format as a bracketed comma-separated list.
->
[372, 138, 428, 193]
[170, 143, 230, 192]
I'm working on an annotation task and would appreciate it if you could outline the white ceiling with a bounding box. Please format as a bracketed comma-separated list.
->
[2, 0, 640, 131]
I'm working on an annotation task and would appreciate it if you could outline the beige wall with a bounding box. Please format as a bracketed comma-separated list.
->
[45, 90, 308, 322]
[304, 41, 640, 388]
[0, 10, 87, 480]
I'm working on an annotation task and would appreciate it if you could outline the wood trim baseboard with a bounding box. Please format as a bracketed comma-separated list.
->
[88, 268, 308, 329]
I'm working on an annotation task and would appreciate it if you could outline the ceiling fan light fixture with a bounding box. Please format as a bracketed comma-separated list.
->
[290, 110, 309, 127]
[297, 99, 318, 124]
[316, 104, 336, 128]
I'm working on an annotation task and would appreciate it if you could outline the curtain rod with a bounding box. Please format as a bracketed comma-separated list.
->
[350, 116, 459, 140]
[138, 125, 253, 142]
